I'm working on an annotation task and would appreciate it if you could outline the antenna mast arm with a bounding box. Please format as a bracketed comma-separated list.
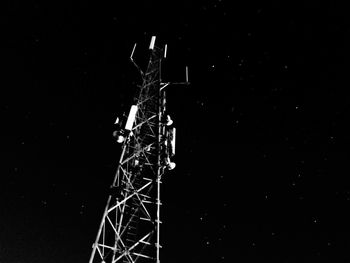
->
[130, 43, 144, 76]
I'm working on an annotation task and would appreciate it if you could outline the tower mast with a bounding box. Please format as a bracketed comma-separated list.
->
[89, 36, 188, 263]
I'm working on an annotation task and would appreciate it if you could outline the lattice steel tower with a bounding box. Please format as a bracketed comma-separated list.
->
[89, 36, 189, 263]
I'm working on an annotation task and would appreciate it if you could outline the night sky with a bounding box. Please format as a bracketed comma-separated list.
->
[2, 1, 350, 262]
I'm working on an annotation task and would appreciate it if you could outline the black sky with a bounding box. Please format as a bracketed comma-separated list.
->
[2, 1, 350, 262]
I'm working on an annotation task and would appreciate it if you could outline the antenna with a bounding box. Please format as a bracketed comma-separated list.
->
[130, 43, 137, 60]
[129, 42, 144, 76]
[171, 127, 176, 156]
[125, 105, 138, 131]
[185, 66, 189, 83]
[164, 44, 168, 58]
[149, 36, 156, 50]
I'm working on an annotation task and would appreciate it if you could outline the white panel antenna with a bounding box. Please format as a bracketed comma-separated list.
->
[125, 105, 138, 131]
[171, 127, 176, 156]
[149, 36, 156, 50]
[164, 44, 168, 58]
[185, 66, 189, 83]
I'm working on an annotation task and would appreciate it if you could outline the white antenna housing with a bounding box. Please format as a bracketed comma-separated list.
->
[185, 66, 189, 83]
[164, 44, 168, 58]
[171, 127, 176, 156]
[149, 36, 156, 50]
[125, 105, 138, 131]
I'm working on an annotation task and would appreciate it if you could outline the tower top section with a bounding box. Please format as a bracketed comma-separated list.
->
[130, 36, 190, 86]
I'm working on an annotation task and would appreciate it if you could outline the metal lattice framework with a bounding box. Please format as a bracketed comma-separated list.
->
[89, 36, 188, 263]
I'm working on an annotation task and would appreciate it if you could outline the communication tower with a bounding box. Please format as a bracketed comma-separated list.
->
[89, 36, 189, 263]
